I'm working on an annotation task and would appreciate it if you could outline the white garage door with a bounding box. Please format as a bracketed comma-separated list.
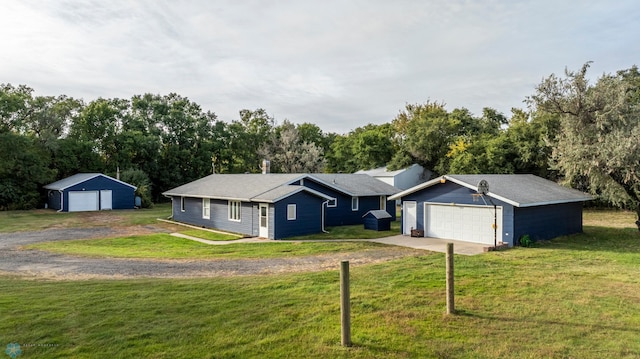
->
[68, 191, 99, 212]
[424, 203, 502, 245]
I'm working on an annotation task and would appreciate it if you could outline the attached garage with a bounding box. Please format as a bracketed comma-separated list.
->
[390, 174, 592, 247]
[44, 173, 136, 212]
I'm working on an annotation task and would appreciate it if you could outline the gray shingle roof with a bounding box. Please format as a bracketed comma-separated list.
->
[309, 174, 400, 196]
[162, 174, 304, 201]
[390, 174, 592, 207]
[162, 173, 400, 202]
[44, 173, 136, 190]
[362, 210, 393, 219]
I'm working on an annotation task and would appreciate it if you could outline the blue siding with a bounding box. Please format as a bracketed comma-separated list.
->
[301, 178, 396, 226]
[399, 180, 585, 246]
[513, 202, 583, 243]
[273, 191, 324, 239]
[363, 215, 391, 231]
[59, 175, 135, 211]
[172, 197, 255, 236]
[171, 193, 326, 240]
[401, 181, 515, 246]
[46, 190, 62, 210]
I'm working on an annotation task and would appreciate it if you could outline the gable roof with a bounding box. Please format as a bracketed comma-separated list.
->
[44, 173, 137, 191]
[308, 174, 399, 196]
[355, 164, 422, 178]
[362, 209, 393, 219]
[389, 174, 592, 207]
[162, 173, 400, 202]
[162, 174, 304, 201]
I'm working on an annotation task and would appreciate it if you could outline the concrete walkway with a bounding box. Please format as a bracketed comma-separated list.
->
[170, 232, 489, 255]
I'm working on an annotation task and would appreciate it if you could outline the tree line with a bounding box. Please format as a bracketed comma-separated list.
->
[2, 63, 640, 229]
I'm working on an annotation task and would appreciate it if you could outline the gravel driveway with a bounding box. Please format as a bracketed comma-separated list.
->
[0, 227, 423, 280]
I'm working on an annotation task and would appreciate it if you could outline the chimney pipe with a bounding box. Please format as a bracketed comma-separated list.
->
[262, 159, 270, 174]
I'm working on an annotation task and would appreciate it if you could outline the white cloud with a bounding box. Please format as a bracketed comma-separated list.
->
[1, 0, 639, 133]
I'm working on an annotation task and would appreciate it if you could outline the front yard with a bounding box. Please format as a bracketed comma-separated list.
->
[1, 208, 639, 357]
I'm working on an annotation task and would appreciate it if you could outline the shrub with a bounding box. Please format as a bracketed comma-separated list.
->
[519, 234, 534, 247]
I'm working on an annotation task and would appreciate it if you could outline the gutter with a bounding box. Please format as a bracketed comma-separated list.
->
[57, 190, 63, 212]
[321, 200, 330, 233]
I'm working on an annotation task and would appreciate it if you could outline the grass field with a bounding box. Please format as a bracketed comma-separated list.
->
[0, 203, 172, 232]
[1, 209, 640, 358]
[26, 234, 388, 259]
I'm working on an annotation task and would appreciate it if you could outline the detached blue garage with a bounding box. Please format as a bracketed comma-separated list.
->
[44, 173, 137, 212]
[389, 174, 592, 247]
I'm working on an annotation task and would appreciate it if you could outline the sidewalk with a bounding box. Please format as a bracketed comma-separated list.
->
[171, 232, 489, 255]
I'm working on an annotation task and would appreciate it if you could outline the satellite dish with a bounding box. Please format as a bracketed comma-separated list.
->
[477, 179, 489, 195]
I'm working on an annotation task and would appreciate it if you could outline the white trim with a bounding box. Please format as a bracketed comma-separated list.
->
[228, 200, 241, 222]
[379, 195, 387, 211]
[202, 198, 210, 219]
[327, 198, 337, 207]
[44, 173, 137, 191]
[351, 197, 359, 211]
[287, 204, 296, 220]
[259, 203, 269, 238]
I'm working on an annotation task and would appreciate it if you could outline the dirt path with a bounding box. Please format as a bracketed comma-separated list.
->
[0, 227, 423, 280]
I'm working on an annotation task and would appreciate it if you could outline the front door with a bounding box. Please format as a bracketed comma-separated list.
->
[100, 190, 112, 210]
[259, 203, 269, 238]
[403, 201, 417, 235]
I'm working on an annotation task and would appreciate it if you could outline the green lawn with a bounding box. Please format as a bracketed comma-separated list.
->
[25, 234, 387, 259]
[3, 211, 640, 358]
[0, 203, 172, 232]
[286, 220, 401, 240]
[178, 229, 242, 241]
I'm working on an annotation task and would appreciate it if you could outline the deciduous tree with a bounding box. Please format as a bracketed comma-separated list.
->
[530, 63, 640, 229]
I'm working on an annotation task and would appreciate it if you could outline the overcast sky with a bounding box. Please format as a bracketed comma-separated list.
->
[2, 1, 638, 133]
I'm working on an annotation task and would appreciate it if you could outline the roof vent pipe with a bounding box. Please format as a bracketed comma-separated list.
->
[262, 159, 270, 174]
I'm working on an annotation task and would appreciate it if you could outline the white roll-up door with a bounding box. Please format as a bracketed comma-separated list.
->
[424, 203, 502, 245]
[68, 191, 99, 212]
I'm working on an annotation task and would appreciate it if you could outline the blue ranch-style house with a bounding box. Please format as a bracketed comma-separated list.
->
[389, 174, 592, 247]
[162, 173, 399, 240]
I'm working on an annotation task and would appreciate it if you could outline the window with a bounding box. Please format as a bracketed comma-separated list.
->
[228, 200, 241, 221]
[379, 196, 387, 211]
[180, 197, 185, 212]
[327, 198, 337, 207]
[287, 204, 296, 220]
[202, 198, 210, 219]
[351, 197, 359, 211]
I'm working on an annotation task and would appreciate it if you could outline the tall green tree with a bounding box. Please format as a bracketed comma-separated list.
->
[530, 63, 640, 229]
[0, 84, 32, 133]
[228, 109, 275, 173]
[71, 97, 130, 171]
[325, 123, 395, 173]
[0, 133, 54, 209]
[259, 120, 325, 173]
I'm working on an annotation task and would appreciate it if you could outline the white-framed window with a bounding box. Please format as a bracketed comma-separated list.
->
[380, 195, 387, 211]
[351, 197, 359, 211]
[287, 204, 297, 220]
[228, 200, 241, 221]
[327, 198, 337, 207]
[180, 197, 185, 212]
[202, 198, 210, 219]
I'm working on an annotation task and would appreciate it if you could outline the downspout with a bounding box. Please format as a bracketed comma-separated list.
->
[321, 200, 330, 233]
[57, 190, 63, 212]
